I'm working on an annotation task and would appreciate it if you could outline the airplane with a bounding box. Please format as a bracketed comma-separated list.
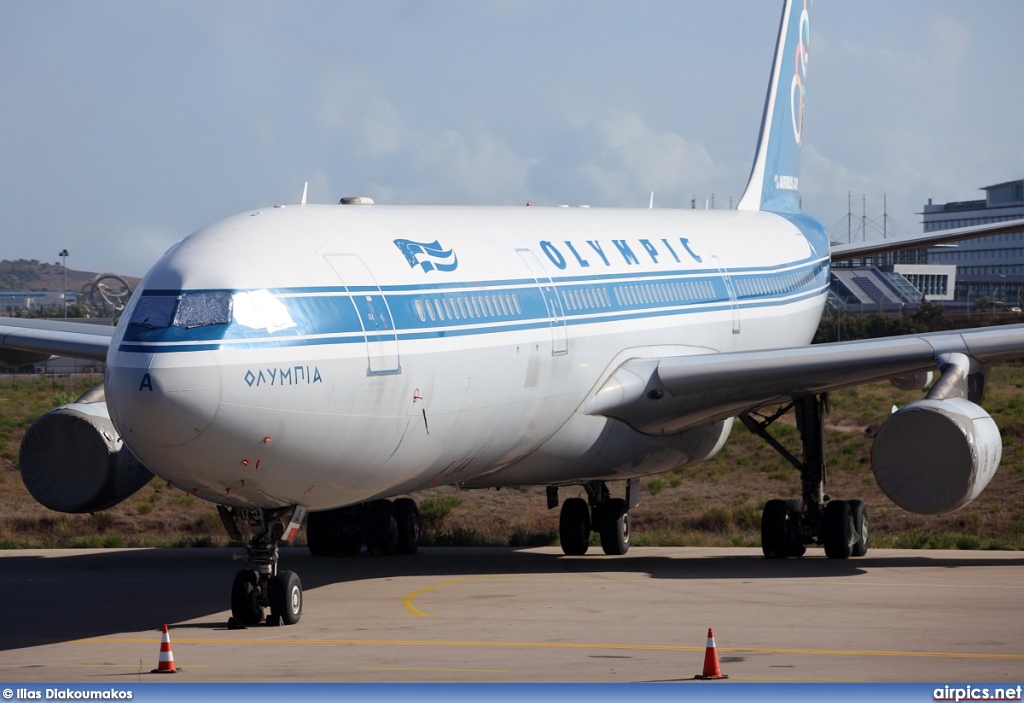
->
[3, 0, 1024, 628]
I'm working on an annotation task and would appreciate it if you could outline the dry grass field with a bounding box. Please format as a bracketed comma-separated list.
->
[2, 366, 1024, 551]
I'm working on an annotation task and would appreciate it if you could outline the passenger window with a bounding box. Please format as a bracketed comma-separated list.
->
[498, 295, 509, 316]
[511, 294, 521, 315]
[425, 299, 436, 321]
[414, 300, 426, 322]
[458, 298, 469, 318]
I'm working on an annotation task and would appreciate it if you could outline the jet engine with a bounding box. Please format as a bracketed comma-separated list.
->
[19, 384, 153, 513]
[871, 396, 1000, 515]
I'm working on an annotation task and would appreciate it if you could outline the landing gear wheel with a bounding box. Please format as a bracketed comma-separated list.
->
[306, 511, 336, 556]
[559, 497, 591, 555]
[761, 499, 789, 558]
[269, 570, 302, 625]
[394, 498, 421, 554]
[231, 569, 264, 625]
[336, 529, 362, 555]
[822, 500, 854, 559]
[848, 499, 868, 557]
[365, 500, 399, 556]
[598, 498, 630, 555]
[784, 499, 807, 557]
[763, 500, 807, 558]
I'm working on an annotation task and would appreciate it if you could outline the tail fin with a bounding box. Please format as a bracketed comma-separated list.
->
[736, 0, 810, 214]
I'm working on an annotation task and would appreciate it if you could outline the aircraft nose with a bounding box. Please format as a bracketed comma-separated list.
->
[106, 352, 221, 447]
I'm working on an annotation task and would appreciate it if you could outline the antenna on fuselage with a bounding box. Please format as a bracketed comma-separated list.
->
[649, 192, 654, 209]
[300, 182, 308, 206]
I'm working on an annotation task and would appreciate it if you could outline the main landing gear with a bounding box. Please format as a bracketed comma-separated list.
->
[740, 394, 869, 560]
[554, 480, 633, 556]
[306, 498, 420, 557]
[219, 506, 307, 627]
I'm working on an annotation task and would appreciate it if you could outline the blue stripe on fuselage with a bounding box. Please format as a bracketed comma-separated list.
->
[118, 257, 829, 353]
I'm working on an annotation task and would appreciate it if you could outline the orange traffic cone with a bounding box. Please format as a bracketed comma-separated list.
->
[693, 628, 728, 679]
[151, 624, 178, 674]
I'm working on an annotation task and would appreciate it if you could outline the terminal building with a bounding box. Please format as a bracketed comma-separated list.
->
[924, 179, 1024, 306]
[830, 178, 1024, 311]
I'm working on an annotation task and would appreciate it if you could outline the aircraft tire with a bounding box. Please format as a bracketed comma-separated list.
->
[848, 499, 869, 557]
[305, 510, 337, 557]
[598, 498, 630, 555]
[784, 499, 807, 557]
[760, 499, 789, 558]
[559, 497, 591, 555]
[269, 570, 302, 626]
[394, 498, 421, 554]
[822, 500, 854, 559]
[365, 500, 400, 557]
[231, 569, 264, 626]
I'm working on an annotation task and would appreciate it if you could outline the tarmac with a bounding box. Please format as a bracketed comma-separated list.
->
[1, 546, 1022, 683]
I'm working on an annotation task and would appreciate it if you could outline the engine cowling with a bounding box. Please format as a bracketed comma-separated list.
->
[20, 396, 153, 513]
[871, 397, 1000, 515]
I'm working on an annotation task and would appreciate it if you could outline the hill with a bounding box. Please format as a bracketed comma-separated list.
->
[0, 259, 141, 317]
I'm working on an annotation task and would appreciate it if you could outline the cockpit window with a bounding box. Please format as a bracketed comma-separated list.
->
[128, 291, 233, 329]
[173, 292, 233, 328]
[128, 296, 178, 329]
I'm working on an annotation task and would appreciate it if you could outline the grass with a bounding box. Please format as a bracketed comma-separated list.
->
[3, 367, 1024, 550]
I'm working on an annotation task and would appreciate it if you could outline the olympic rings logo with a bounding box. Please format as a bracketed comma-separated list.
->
[790, 1, 810, 145]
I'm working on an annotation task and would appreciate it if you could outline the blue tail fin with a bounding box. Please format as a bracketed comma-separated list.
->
[736, 0, 810, 214]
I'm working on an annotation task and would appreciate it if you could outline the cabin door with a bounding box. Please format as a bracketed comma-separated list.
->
[325, 254, 401, 375]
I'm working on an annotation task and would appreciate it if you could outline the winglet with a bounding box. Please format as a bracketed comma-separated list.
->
[736, 0, 809, 214]
[301, 181, 308, 206]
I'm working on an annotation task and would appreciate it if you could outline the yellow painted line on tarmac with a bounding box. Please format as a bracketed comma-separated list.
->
[397, 575, 1024, 620]
[66, 667, 209, 671]
[401, 579, 463, 616]
[358, 666, 509, 673]
[17, 636, 1024, 661]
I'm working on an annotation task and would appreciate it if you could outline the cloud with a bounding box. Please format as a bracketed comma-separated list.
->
[407, 129, 531, 204]
[571, 111, 724, 206]
[316, 72, 406, 155]
[314, 71, 532, 204]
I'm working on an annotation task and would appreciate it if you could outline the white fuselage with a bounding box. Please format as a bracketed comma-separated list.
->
[103, 204, 829, 510]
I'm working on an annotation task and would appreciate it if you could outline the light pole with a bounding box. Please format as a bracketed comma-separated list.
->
[59, 249, 68, 318]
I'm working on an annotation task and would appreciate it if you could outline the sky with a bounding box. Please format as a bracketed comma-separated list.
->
[2, 1, 1023, 277]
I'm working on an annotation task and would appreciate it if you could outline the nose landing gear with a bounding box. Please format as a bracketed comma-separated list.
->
[219, 505, 307, 626]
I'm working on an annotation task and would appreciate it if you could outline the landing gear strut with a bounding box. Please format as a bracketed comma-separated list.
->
[219, 505, 306, 626]
[555, 481, 631, 556]
[740, 394, 868, 559]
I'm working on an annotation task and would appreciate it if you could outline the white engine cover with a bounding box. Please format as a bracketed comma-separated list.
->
[20, 401, 153, 513]
[871, 397, 1001, 515]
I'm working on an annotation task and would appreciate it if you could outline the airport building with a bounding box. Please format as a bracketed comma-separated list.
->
[924, 179, 1024, 306]
[0, 290, 76, 315]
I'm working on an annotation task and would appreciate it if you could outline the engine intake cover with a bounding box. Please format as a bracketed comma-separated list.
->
[871, 397, 1000, 515]
[20, 402, 153, 513]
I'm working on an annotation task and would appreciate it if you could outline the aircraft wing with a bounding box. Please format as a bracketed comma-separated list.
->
[831, 219, 1024, 262]
[0, 318, 114, 366]
[584, 325, 1024, 435]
